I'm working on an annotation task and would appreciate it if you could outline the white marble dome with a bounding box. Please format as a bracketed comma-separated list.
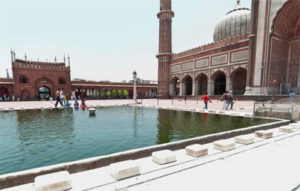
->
[213, 1, 251, 42]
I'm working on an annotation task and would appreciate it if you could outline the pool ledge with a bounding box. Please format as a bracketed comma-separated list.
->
[0, 119, 290, 189]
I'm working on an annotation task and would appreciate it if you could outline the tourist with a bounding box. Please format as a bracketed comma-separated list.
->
[201, 92, 212, 110]
[81, 97, 87, 108]
[60, 90, 64, 105]
[74, 100, 79, 109]
[64, 94, 71, 108]
[55, 89, 63, 107]
[290, 91, 295, 104]
[226, 91, 234, 110]
[220, 91, 228, 110]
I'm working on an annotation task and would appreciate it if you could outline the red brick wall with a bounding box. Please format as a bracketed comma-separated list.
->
[268, 38, 289, 86]
[12, 60, 71, 99]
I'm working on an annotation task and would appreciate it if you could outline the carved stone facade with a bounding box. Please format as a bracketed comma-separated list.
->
[158, 0, 300, 97]
[0, 55, 157, 100]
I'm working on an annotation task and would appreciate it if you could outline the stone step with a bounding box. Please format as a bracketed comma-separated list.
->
[255, 130, 273, 139]
[279, 126, 294, 133]
[34, 171, 72, 191]
[110, 160, 140, 180]
[185, 144, 208, 157]
[152, 150, 176, 165]
[213, 139, 235, 151]
[234, 134, 255, 145]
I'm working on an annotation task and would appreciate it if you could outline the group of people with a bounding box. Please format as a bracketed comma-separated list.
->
[200, 91, 234, 110]
[220, 91, 234, 110]
[54, 89, 87, 109]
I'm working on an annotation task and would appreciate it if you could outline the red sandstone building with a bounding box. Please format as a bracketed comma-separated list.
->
[157, 0, 300, 98]
[0, 52, 157, 100]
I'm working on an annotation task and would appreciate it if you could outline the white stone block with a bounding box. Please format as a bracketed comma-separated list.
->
[152, 150, 176, 165]
[185, 144, 208, 157]
[114, 182, 128, 191]
[34, 171, 72, 191]
[255, 130, 273, 139]
[214, 139, 235, 151]
[89, 108, 96, 115]
[279, 126, 294, 133]
[289, 123, 300, 129]
[235, 134, 255, 145]
[110, 160, 140, 180]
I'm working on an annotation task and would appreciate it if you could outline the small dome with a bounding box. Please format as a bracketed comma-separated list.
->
[213, 1, 251, 42]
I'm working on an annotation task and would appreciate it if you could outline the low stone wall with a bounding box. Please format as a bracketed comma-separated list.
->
[0, 119, 289, 189]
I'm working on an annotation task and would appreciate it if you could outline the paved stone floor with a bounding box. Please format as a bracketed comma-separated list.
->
[0, 99, 255, 114]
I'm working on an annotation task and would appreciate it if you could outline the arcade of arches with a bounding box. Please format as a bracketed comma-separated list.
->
[170, 68, 247, 96]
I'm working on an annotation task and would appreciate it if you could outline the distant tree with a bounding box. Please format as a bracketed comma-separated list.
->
[117, 90, 123, 98]
[111, 90, 117, 98]
[106, 91, 111, 98]
[123, 90, 128, 98]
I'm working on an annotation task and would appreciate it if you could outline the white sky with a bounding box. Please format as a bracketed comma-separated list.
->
[0, 0, 251, 82]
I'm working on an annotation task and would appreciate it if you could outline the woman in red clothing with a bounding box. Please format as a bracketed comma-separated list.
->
[201, 92, 212, 110]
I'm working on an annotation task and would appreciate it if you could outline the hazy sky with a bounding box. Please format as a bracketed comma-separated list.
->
[0, 0, 251, 82]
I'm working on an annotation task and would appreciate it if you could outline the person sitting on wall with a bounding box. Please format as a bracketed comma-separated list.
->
[55, 89, 63, 108]
[64, 94, 71, 108]
[81, 97, 87, 109]
[74, 100, 79, 109]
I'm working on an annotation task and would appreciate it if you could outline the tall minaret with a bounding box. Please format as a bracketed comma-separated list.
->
[157, 0, 174, 98]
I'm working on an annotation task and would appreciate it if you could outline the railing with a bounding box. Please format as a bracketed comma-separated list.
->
[253, 101, 299, 121]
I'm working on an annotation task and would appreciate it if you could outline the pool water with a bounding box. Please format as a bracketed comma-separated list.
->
[0, 106, 276, 175]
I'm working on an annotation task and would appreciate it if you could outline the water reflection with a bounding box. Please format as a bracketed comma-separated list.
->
[156, 109, 274, 145]
[15, 109, 75, 171]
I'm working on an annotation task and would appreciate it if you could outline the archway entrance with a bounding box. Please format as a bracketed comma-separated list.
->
[182, 76, 193, 96]
[214, 72, 226, 95]
[38, 87, 51, 100]
[0, 87, 9, 100]
[231, 68, 247, 95]
[270, 0, 300, 93]
[196, 74, 208, 95]
[170, 77, 180, 96]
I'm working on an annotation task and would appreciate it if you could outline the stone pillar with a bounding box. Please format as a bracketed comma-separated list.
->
[208, 79, 214, 96]
[245, 0, 260, 95]
[297, 57, 300, 93]
[226, 77, 232, 92]
[192, 80, 198, 96]
[169, 83, 175, 96]
[179, 82, 185, 96]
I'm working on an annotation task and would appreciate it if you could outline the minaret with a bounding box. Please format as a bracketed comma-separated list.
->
[157, 0, 174, 98]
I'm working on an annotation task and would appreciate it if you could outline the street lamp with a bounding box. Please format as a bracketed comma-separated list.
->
[271, 79, 277, 103]
[132, 70, 137, 103]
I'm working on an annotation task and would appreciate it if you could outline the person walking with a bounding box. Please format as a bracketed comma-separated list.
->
[60, 90, 64, 105]
[290, 91, 295, 104]
[201, 92, 212, 110]
[226, 91, 234, 110]
[55, 89, 63, 107]
[220, 91, 228, 110]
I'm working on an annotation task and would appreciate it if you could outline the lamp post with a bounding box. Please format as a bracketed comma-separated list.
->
[133, 70, 137, 103]
[271, 79, 277, 103]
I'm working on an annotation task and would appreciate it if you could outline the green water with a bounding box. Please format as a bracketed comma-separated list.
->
[0, 106, 276, 175]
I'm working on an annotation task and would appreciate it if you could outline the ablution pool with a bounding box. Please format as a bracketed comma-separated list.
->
[0, 106, 276, 175]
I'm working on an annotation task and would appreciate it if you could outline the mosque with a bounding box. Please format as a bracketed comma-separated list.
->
[157, 0, 300, 98]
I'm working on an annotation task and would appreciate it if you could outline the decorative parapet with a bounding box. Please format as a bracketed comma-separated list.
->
[12, 59, 69, 71]
[172, 33, 249, 60]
